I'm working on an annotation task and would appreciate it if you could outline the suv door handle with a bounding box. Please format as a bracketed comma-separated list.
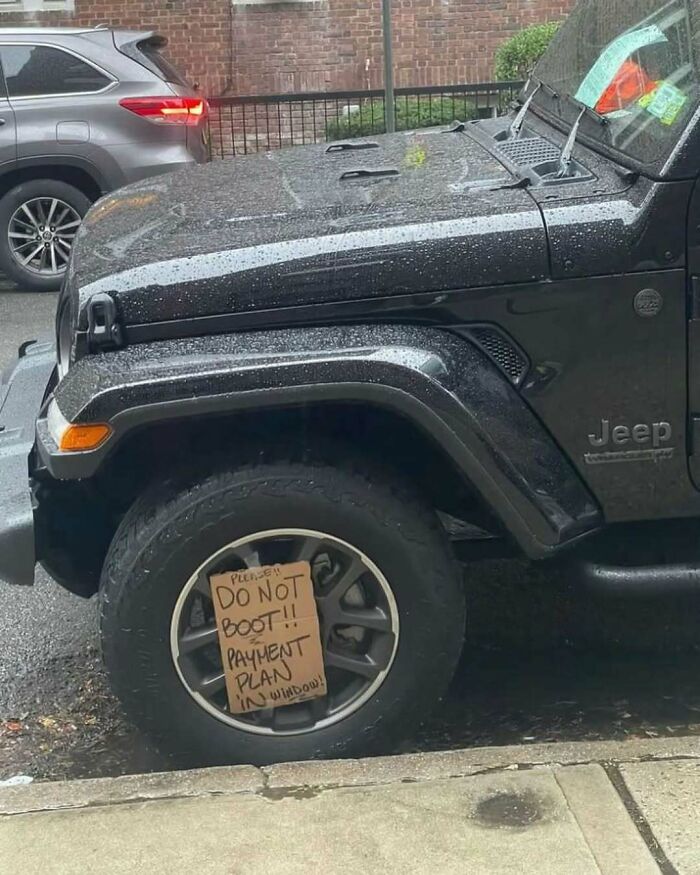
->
[0, 119, 6, 126]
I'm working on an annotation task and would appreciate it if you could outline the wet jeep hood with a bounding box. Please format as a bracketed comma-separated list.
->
[68, 127, 549, 331]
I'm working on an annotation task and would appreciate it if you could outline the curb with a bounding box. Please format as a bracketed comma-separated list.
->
[2, 735, 700, 817]
[0, 765, 264, 817]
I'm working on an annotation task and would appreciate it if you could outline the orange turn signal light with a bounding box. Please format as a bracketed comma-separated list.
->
[59, 423, 112, 452]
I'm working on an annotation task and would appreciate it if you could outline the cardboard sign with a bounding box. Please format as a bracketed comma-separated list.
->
[209, 561, 327, 714]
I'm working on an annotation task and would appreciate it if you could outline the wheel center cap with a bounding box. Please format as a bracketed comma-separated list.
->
[42, 230, 53, 241]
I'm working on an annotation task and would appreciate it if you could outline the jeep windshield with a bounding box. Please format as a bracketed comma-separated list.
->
[533, 0, 700, 165]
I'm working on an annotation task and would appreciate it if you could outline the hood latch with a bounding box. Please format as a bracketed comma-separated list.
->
[86, 293, 124, 352]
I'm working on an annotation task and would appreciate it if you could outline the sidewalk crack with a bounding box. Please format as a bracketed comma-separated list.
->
[602, 764, 678, 875]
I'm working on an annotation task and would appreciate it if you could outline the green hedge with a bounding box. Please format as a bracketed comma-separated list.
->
[326, 95, 478, 140]
[494, 22, 561, 81]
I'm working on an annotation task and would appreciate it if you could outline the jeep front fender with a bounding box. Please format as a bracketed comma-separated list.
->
[39, 325, 602, 557]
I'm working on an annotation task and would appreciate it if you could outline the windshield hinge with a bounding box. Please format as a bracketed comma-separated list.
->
[87, 293, 124, 352]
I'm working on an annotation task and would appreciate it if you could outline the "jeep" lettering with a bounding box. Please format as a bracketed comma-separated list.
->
[588, 419, 672, 448]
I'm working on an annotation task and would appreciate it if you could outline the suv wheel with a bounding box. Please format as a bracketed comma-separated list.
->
[99, 454, 466, 766]
[0, 180, 91, 292]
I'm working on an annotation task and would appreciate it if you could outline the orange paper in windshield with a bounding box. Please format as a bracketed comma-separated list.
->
[596, 60, 657, 114]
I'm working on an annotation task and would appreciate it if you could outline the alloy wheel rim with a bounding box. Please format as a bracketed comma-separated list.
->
[170, 529, 400, 736]
[8, 197, 82, 276]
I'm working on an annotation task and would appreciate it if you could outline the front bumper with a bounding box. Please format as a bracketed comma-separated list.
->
[0, 343, 55, 586]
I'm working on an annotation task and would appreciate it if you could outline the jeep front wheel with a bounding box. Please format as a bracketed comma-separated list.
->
[99, 454, 466, 766]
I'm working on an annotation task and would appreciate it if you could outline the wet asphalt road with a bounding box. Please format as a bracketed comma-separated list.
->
[5, 286, 700, 781]
[0, 288, 164, 779]
[0, 289, 91, 717]
[0, 289, 119, 776]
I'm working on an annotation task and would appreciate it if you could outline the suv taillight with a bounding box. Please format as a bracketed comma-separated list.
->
[119, 96, 208, 126]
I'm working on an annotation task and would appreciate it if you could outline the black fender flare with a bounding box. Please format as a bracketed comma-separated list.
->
[40, 324, 602, 558]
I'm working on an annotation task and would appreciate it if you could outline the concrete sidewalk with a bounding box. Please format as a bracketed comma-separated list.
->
[2, 737, 700, 874]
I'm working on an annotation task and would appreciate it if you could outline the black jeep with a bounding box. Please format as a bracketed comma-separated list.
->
[2, 0, 699, 766]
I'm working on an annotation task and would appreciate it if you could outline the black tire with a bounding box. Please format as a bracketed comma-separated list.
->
[99, 453, 466, 767]
[0, 179, 91, 292]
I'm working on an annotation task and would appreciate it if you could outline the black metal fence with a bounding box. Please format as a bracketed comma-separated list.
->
[207, 81, 524, 159]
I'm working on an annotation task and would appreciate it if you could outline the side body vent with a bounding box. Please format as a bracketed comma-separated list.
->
[463, 325, 530, 386]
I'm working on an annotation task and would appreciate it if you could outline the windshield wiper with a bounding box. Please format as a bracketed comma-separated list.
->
[509, 76, 562, 140]
[509, 82, 542, 139]
[556, 97, 609, 179]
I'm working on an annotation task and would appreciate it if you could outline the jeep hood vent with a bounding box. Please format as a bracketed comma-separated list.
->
[496, 137, 560, 166]
[326, 141, 380, 153]
[493, 134, 594, 187]
[339, 168, 400, 181]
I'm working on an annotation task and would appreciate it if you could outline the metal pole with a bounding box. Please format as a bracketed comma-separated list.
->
[382, 0, 396, 133]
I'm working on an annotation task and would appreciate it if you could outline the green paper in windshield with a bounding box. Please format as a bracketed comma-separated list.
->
[641, 80, 687, 125]
[575, 24, 668, 108]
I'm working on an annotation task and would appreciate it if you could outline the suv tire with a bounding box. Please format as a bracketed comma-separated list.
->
[99, 454, 466, 766]
[0, 179, 91, 292]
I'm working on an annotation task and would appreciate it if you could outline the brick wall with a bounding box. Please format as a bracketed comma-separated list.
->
[0, 0, 574, 96]
[231, 0, 574, 96]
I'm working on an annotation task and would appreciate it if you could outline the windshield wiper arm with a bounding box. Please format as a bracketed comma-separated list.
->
[509, 81, 542, 139]
[556, 98, 608, 179]
[556, 107, 586, 179]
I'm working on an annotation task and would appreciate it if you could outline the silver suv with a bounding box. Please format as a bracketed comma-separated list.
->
[0, 26, 209, 292]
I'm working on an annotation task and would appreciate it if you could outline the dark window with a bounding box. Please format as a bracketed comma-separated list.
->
[0, 45, 110, 97]
[134, 41, 190, 87]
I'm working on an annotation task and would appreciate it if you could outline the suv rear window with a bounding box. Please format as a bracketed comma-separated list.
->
[133, 40, 190, 87]
[0, 45, 110, 97]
